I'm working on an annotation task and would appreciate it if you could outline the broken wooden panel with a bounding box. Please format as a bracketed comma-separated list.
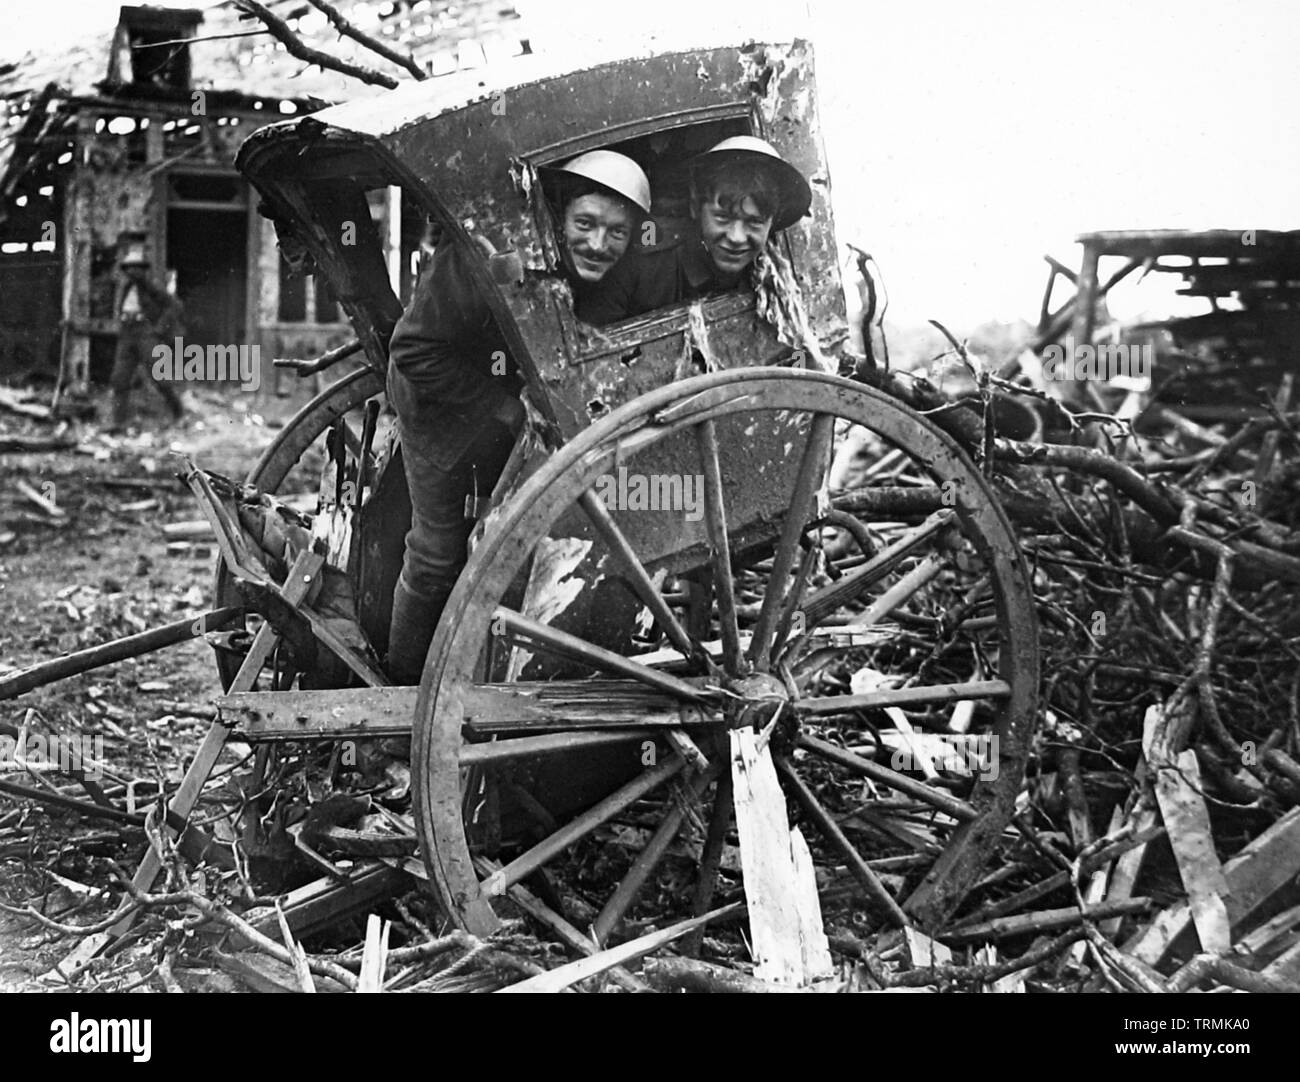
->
[238, 861, 409, 945]
[212, 950, 350, 993]
[1153, 749, 1231, 956]
[1125, 807, 1300, 968]
[730, 728, 832, 987]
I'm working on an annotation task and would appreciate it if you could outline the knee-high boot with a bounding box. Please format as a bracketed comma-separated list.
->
[385, 578, 453, 686]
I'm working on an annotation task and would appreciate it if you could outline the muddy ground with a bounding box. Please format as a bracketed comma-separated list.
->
[0, 382, 309, 989]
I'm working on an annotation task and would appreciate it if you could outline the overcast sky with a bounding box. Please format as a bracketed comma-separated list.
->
[6, 0, 1297, 326]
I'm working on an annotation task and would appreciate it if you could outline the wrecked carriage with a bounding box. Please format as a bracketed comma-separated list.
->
[163, 41, 1039, 943]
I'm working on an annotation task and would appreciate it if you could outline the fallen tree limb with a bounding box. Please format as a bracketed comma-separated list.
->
[1167, 951, 1300, 993]
[307, 0, 426, 80]
[0, 779, 144, 826]
[641, 955, 793, 993]
[0, 607, 242, 701]
[941, 898, 1153, 944]
[830, 927, 1088, 988]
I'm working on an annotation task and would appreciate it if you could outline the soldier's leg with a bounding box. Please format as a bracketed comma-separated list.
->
[147, 341, 184, 421]
[108, 326, 141, 428]
[386, 417, 517, 685]
[386, 447, 472, 685]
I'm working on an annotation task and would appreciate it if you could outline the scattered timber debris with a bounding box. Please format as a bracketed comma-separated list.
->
[2, 245, 1300, 989]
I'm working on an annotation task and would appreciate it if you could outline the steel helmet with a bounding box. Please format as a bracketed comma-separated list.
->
[690, 135, 813, 231]
[538, 150, 652, 219]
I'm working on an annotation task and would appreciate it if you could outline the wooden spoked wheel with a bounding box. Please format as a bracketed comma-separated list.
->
[412, 368, 1039, 937]
[212, 365, 386, 691]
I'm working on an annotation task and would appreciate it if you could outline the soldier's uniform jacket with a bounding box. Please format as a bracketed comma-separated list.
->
[388, 239, 632, 469]
[578, 222, 741, 325]
[115, 275, 184, 337]
[386, 240, 524, 472]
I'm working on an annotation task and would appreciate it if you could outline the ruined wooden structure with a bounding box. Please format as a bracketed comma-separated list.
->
[0, 0, 530, 392]
[1034, 228, 1300, 418]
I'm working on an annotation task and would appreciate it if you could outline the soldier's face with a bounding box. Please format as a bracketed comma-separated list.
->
[562, 193, 633, 282]
[694, 190, 774, 277]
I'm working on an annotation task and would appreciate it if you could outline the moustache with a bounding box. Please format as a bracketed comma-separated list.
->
[571, 247, 615, 265]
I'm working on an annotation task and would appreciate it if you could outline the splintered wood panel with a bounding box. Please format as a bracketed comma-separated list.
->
[1154, 750, 1231, 955]
[729, 728, 831, 986]
[1126, 806, 1300, 966]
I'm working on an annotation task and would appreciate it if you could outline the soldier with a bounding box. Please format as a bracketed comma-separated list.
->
[384, 150, 651, 685]
[109, 242, 185, 431]
[581, 135, 813, 323]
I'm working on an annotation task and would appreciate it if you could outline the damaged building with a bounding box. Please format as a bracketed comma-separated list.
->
[0, 0, 529, 401]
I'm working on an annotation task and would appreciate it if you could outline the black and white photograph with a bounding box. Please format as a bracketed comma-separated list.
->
[0, 0, 1295, 1032]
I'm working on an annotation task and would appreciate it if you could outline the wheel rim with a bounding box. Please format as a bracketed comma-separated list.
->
[412, 368, 1039, 936]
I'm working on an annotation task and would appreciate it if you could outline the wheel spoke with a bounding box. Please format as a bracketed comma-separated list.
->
[577, 488, 716, 674]
[801, 509, 955, 627]
[684, 766, 735, 956]
[592, 762, 723, 944]
[773, 541, 819, 663]
[694, 419, 744, 675]
[774, 755, 908, 927]
[854, 552, 946, 630]
[478, 754, 687, 896]
[798, 677, 1010, 715]
[492, 608, 714, 703]
[747, 413, 835, 670]
[795, 733, 977, 821]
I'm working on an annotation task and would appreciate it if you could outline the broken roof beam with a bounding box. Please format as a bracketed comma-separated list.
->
[1075, 228, 1300, 260]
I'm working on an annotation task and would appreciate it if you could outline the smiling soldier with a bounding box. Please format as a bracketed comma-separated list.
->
[384, 150, 650, 685]
[539, 149, 652, 318]
[581, 135, 813, 323]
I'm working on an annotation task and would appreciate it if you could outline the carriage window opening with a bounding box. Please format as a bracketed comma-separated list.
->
[534, 116, 791, 330]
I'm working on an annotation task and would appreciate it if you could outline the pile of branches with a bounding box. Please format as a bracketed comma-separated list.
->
[846, 347, 1300, 794]
[807, 345, 1300, 990]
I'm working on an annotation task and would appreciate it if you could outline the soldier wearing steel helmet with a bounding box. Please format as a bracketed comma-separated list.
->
[108, 239, 186, 432]
[537, 149, 652, 312]
[384, 150, 651, 685]
[581, 135, 813, 324]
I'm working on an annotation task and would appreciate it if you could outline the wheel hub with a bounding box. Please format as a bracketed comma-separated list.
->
[725, 672, 792, 732]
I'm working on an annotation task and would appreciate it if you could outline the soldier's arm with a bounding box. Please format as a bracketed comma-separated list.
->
[388, 243, 514, 417]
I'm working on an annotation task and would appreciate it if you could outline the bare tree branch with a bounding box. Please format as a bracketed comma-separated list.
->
[233, 0, 400, 90]
[307, 0, 427, 81]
